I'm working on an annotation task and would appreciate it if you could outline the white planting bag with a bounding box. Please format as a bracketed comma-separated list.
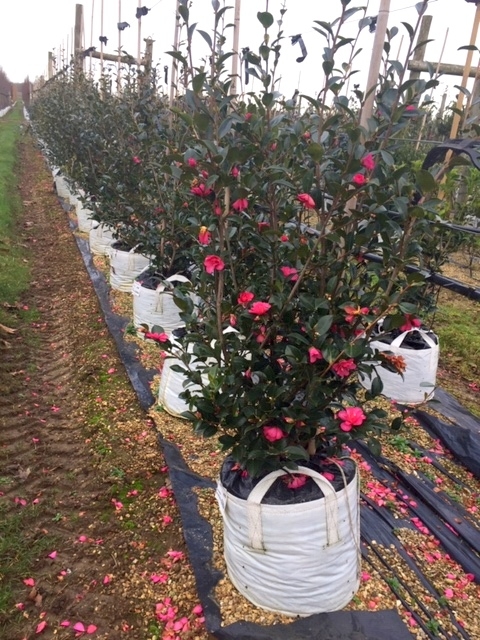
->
[109, 245, 151, 292]
[54, 175, 71, 200]
[76, 201, 94, 232]
[89, 223, 115, 256]
[132, 274, 191, 334]
[217, 465, 360, 616]
[362, 329, 439, 404]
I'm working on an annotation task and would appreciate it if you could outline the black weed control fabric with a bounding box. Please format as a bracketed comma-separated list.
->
[62, 194, 479, 640]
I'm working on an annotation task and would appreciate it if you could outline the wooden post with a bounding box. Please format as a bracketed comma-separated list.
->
[230, 0, 241, 95]
[469, 71, 480, 124]
[74, 4, 84, 77]
[117, 0, 122, 91]
[359, 0, 391, 131]
[48, 52, 54, 80]
[137, 0, 142, 65]
[100, 0, 104, 75]
[89, 0, 95, 74]
[448, 2, 480, 141]
[409, 14, 432, 81]
[169, 0, 181, 107]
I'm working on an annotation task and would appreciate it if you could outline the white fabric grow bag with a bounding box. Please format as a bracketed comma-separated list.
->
[89, 224, 115, 256]
[132, 274, 192, 334]
[216, 465, 360, 616]
[361, 329, 439, 404]
[54, 175, 71, 200]
[76, 202, 94, 233]
[108, 246, 151, 292]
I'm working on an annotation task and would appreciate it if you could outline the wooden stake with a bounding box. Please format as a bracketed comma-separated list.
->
[415, 27, 448, 151]
[118, 0, 122, 91]
[74, 4, 84, 77]
[100, 0, 104, 75]
[48, 52, 54, 80]
[169, 0, 181, 108]
[448, 1, 480, 141]
[360, 0, 391, 131]
[409, 14, 432, 81]
[90, 0, 95, 75]
[230, 0, 241, 96]
[137, 0, 142, 65]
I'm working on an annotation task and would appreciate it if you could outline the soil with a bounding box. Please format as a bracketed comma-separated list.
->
[0, 137, 211, 639]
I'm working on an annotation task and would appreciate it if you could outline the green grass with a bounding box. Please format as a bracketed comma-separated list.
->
[0, 104, 28, 328]
[434, 296, 480, 383]
[0, 505, 57, 617]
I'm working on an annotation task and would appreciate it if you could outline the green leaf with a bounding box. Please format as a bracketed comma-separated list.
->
[415, 169, 437, 194]
[192, 72, 206, 94]
[197, 29, 212, 50]
[178, 4, 189, 22]
[307, 143, 324, 162]
[315, 315, 333, 336]
[257, 11, 274, 29]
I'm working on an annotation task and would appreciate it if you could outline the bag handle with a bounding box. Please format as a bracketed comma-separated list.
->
[389, 328, 437, 349]
[156, 273, 190, 293]
[246, 466, 341, 551]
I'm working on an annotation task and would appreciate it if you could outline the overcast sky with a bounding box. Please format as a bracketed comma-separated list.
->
[0, 0, 478, 106]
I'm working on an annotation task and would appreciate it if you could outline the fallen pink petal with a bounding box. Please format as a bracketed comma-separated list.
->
[48, 551, 57, 559]
[35, 621, 47, 634]
[23, 578, 35, 587]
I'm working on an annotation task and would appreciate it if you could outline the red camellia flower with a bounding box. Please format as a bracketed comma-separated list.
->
[280, 266, 299, 281]
[237, 291, 255, 306]
[203, 255, 225, 274]
[231, 166, 240, 178]
[400, 314, 422, 332]
[332, 358, 357, 377]
[245, 112, 252, 121]
[191, 184, 213, 198]
[280, 234, 289, 242]
[198, 226, 211, 246]
[249, 301, 272, 316]
[257, 221, 270, 231]
[145, 331, 169, 343]
[262, 425, 285, 442]
[352, 173, 367, 186]
[132, 156, 141, 164]
[405, 105, 416, 112]
[337, 406, 367, 432]
[297, 193, 316, 209]
[232, 198, 248, 211]
[187, 157, 197, 167]
[213, 200, 222, 216]
[308, 347, 323, 363]
[361, 154, 375, 172]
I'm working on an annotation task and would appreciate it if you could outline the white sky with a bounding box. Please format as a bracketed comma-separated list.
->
[0, 0, 478, 107]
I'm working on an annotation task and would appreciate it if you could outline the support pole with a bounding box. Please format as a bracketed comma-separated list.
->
[359, 0, 391, 131]
[448, 1, 480, 141]
[409, 14, 432, 81]
[117, 0, 122, 91]
[137, 0, 142, 65]
[100, 0, 104, 75]
[74, 4, 84, 77]
[90, 0, 95, 74]
[169, 0, 181, 108]
[230, 0, 241, 96]
[48, 52, 54, 80]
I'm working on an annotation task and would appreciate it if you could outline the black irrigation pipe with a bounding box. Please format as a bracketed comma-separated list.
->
[363, 252, 480, 301]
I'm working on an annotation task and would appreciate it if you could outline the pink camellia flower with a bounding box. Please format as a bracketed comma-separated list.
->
[286, 474, 307, 489]
[280, 234, 289, 242]
[337, 406, 367, 432]
[237, 291, 254, 307]
[257, 221, 270, 231]
[280, 266, 299, 281]
[231, 166, 240, 178]
[249, 301, 272, 316]
[132, 156, 141, 164]
[332, 358, 357, 377]
[361, 154, 375, 172]
[198, 226, 211, 245]
[213, 200, 222, 216]
[400, 314, 422, 332]
[352, 173, 367, 186]
[245, 112, 252, 121]
[405, 104, 416, 112]
[204, 255, 225, 274]
[297, 193, 316, 209]
[187, 157, 197, 167]
[145, 332, 169, 343]
[201, 170, 209, 179]
[344, 305, 370, 324]
[308, 347, 323, 364]
[263, 425, 285, 442]
[191, 183, 213, 198]
[232, 198, 248, 211]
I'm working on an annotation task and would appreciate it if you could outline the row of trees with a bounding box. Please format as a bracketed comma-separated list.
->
[29, 0, 455, 476]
